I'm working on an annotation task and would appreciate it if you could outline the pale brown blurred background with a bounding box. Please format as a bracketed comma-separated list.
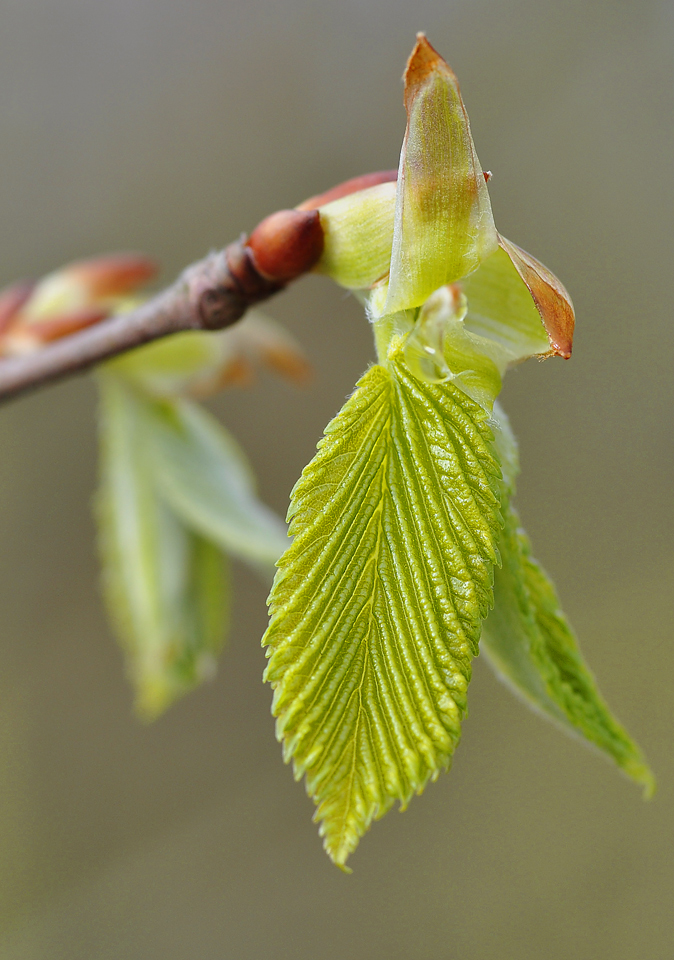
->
[0, 0, 672, 957]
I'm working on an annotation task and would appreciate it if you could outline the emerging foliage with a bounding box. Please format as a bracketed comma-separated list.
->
[0, 31, 651, 873]
[140, 397, 288, 568]
[98, 375, 230, 717]
[481, 413, 654, 795]
[95, 315, 304, 715]
[264, 360, 501, 867]
[263, 33, 652, 866]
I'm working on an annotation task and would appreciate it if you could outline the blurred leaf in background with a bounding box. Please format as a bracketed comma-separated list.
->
[97, 375, 231, 719]
[0, 253, 308, 717]
[99, 315, 308, 717]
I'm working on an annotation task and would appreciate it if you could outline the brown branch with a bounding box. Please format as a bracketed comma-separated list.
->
[0, 208, 325, 405]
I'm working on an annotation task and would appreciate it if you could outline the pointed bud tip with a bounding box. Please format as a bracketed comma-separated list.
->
[404, 35, 457, 108]
[247, 209, 324, 283]
[384, 34, 495, 313]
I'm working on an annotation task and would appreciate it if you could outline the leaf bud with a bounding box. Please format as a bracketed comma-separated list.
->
[497, 236, 574, 359]
[60, 254, 157, 300]
[0, 253, 156, 355]
[23, 254, 156, 320]
[247, 209, 324, 283]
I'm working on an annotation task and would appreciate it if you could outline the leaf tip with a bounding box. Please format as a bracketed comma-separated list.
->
[404, 34, 455, 97]
[65, 252, 158, 299]
[630, 759, 656, 800]
[134, 681, 173, 723]
[324, 837, 356, 873]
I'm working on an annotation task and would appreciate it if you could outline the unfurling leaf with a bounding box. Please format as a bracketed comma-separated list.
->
[141, 397, 289, 570]
[461, 245, 552, 363]
[404, 283, 503, 409]
[481, 411, 654, 795]
[496, 236, 575, 359]
[263, 360, 502, 867]
[260, 32, 651, 871]
[95, 305, 298, 715]
[382, 35, 497, 316]
[97, 375, 229, 718]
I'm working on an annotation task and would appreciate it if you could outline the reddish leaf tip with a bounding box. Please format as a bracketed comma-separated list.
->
[0, 280, 36, 336]
[1, 306, 110, 355]
[403, 35, 457, 110]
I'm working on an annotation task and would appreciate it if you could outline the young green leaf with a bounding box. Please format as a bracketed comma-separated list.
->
[140, 397, 289, 569]
[263, 359, 502, 867]
[481, 412, 654, 795]
[97, 374, 229, 718]
[105, 328, 227, 396]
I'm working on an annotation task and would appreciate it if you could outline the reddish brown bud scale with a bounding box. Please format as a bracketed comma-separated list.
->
[0, 281, 36, 336]
[9, 307, 110, 348]
[296, 170, 399, 212]
[65, 254, 158, 298]
[498, 235, 575, 359]
[246, 209, 324, 283]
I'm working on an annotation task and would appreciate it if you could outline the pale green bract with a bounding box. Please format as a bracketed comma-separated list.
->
[315, 182, 397, 290]
[382, 64, 497, 316]
[263, 359, 502, 867]
[481, 411, 655, 796]
[462, 246, 552, 363]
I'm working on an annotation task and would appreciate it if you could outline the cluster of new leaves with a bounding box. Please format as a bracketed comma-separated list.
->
[0, 258, 304, 719]
[0, 33, 653, 871]
[97, 317, 307, 717]
[262, 35, 653, 868]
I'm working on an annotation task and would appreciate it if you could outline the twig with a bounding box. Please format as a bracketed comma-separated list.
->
[0, 207, 325, 405]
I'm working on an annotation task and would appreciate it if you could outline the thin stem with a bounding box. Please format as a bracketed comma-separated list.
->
[0, 240, 285, 405]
